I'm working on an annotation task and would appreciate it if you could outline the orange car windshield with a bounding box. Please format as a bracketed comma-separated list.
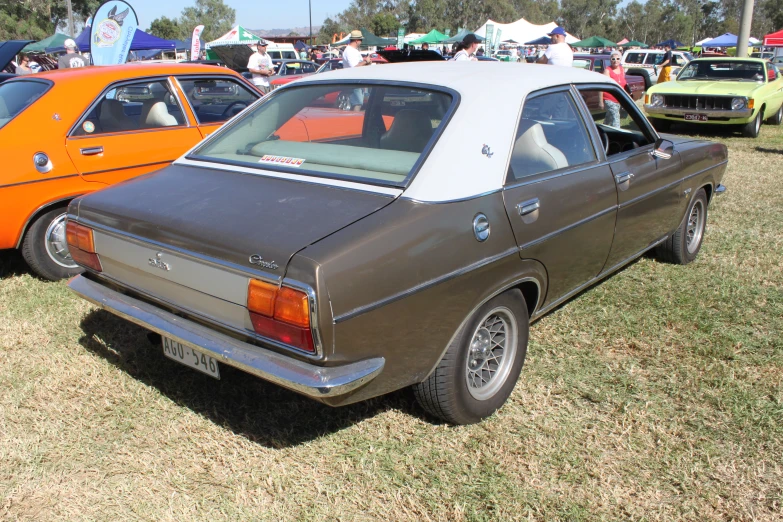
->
[191, 83, 454, 188]
[0, 80, 51, 130]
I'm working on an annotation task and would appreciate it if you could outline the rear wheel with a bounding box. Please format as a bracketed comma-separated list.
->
[21, 206, 84, 281]
[656, 188, 708, 265]
[767, 104, 783, 125]
[414, 290, 529, 425]
[742, 111, 763, 138]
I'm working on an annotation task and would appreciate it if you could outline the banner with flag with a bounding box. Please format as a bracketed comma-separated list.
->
[190, 25, 204, 59]
[89, 0, 138, 65]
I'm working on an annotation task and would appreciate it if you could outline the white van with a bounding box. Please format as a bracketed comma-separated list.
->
[622, 49, 694, 87]
[266, 43, 298, 60]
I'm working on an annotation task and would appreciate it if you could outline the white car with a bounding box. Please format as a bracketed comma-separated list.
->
[622, 49, 694, 88]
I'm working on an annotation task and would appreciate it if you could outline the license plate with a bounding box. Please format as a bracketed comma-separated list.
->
[162, 336, 220, 379]
[684, 113, 708, 122]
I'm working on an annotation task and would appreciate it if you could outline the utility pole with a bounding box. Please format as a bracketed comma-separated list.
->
[309, 0, 313, 45]
[736, 0, 754, 57]
[66, 0, 75, 37]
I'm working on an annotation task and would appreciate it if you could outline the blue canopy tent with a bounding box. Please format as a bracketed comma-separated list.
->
[524, 36, 553, 45]
[700, 33, 755, 47]
[654, 39, 685, 48]
[46, 28, 176, 54]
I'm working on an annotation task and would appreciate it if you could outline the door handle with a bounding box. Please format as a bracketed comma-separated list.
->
[80, 146, 104, 156]
[517, 198, 540, 216]
[615, 172, 634, 184]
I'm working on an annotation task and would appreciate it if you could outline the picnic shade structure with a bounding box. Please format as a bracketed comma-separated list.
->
[620, 40, 648, 48]
[571, 36, 617, 48]
[524, 35, 553, 45]
[764, 29, 783, 46]
[206, 25, 261, 48]
[700, 33, 756, 47]
[332, 28, 395, 47]
[616, 38, 629, 45]
[408, 30, 449, 45]
[444, 29, 485, 44]
[23, 33, 72, 53]
[502, 39, 520, 44]
[654, 39, 685, 48]
[46, 28, 176, 53]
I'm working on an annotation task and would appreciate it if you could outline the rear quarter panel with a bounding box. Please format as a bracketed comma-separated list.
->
[670, 138, 728, 206]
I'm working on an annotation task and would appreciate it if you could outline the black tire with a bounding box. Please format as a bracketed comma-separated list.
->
[767, 104, 783, 125]
[656, 188, 708, 265]
[21, 206, 84, 281]
[742, 110, 763, 138]
[414, 290, 529, 425]
[650, 118, 672, 132]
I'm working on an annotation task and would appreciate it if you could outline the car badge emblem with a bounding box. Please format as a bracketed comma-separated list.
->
[249, 255, 279, 270]
[481, 144, 494, 158]
[52, 113, 61, 121]
[148, 252, 171, 271]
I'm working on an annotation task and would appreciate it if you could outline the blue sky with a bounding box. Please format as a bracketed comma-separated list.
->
[128, 0, 353, 31]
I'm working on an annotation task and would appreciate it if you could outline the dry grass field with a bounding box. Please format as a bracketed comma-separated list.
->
[1, 123, 781, 521]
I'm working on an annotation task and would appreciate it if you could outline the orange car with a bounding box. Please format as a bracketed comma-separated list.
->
[0, 63, 260, 280]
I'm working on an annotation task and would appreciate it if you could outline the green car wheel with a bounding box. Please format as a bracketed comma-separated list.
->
[742, 111, 763, 138]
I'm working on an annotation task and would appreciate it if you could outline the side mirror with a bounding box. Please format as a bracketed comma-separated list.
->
[651, 138, 674, 159]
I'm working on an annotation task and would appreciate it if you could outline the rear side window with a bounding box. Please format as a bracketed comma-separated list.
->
[625, 52, 644, 64]
[280, 62, 317, 75]
[178, 78, 258, 124]
[0, 80, 50, 130]
[73, 79, 185, 136]
[645, 54, 665, 65]
[507, 91, 596, 181]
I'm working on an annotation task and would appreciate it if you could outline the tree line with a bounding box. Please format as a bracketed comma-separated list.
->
[318, 0, 783, 47]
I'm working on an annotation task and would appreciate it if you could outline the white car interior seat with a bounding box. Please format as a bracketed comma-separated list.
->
[508, 118, 569, 179]
[380, 109, 433, 153]
[140, 100, 179, 128]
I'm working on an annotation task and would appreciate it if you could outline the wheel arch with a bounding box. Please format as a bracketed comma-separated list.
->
[15, 196, 79, 249]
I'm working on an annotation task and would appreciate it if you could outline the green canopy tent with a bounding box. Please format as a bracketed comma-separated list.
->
[23, 33, 72, 53]
[571, 36, 617, 48]
[443, 29, 485, 44]
[620, 40, 648, 48]
[408, 29, 449, 45]
[332, 28, 396, 48]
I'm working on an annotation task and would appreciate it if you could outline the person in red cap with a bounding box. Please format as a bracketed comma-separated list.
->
[537, 27, 573, 67]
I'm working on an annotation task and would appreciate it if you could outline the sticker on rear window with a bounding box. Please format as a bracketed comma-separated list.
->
[258, 155, 305, 167]
[82, 121, 95, 133]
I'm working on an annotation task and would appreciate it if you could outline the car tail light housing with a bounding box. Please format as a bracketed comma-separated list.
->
[247, 279, 315, 354]
[65, 221, 102, 272]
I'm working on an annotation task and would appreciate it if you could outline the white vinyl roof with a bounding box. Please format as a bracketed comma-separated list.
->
[295, 62, 613, 202]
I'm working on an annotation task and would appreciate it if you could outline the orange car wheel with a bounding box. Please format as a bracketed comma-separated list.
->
[21, 206, 84, 281]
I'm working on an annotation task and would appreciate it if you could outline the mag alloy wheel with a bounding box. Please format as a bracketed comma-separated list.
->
[465, 306, 518, 401]
[685, 198, 705, 255]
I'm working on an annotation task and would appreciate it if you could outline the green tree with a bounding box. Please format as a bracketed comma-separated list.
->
[371, 12, 398, 36]
[179, 0, 236, 42]
[0, 0, 98, 40]
[317, 16, 344, 44]
[148, 16, 182, 40]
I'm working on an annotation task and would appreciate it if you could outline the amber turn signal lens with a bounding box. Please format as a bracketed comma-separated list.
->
[65, 221, 95, 253]
[747, 99, 755, 109]
[644, 94, 649, 104]
[274, 287, 310, 328]
[247, 279, 277, 317]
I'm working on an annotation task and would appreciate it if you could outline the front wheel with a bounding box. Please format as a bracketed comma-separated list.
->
[742, 111, 762, 138]
[21, 206, 84, 281]
[414, 290, 529, 425]
[655, 188, 708, 265]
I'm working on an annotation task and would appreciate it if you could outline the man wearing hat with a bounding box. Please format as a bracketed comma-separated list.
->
[537, 27, 573, 67]
[247, 39, 274, 94]
[342, 30, 372, 111]
[451, 33, 480, 61]
[58, 39, 87, 69]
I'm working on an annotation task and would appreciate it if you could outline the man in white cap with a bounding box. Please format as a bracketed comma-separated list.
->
[58, 39, 87, 69]
[342, 30, 371, 111]
[537, 27, 573, 67]
[247, 39, 274, 94]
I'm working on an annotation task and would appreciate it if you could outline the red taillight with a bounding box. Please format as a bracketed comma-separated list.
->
[247, 279, 314, 353]
[65, 221, 102, 272]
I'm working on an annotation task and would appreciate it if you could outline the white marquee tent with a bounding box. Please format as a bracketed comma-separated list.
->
[474, 18, 579, 45]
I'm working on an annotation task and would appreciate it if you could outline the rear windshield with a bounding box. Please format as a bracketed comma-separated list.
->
[191, 83, 454, 188]
[0, 80, 51, 129]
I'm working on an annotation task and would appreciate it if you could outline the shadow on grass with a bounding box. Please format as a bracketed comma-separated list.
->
[755, 146, 783, 155]
[77, 309, 430, 448]
[0, 250, 29, 279]
[660, 123, 741, 139]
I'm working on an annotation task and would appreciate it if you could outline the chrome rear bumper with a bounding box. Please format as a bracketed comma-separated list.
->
[68, 275, 384, 399]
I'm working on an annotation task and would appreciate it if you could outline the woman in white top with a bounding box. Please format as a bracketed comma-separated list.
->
[451, 34, 480, 62]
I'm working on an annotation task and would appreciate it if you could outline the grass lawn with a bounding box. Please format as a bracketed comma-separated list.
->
[1, 122, 781, 521]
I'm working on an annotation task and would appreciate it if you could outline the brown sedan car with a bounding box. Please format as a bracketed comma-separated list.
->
[67, 64, 728, 424]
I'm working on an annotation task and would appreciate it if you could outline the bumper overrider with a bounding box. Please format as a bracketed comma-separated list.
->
[68, 275, 385, 399]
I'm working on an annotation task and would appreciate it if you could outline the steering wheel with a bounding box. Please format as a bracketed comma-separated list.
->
[221, 101, 248, 119]
[597, 127, 609, 154]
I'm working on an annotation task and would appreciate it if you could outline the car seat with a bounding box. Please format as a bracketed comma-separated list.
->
[508, 118, 568, 179]
[98, 99, 134, 133]
[379, 110, 433, 153]
[140, 99, 179, 128]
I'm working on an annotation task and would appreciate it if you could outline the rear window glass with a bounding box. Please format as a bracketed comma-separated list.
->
[191, 83, 453, 187]
[624, 52, 644, 64]
[573, 59, 591, 70]
[0, 80, 50, 129]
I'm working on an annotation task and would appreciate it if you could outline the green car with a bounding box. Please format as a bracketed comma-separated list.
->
[644, 58, 783, 137]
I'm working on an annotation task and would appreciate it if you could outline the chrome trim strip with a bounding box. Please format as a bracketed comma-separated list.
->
[531, 236, 668, 320]
[82, 160, 171, 177]
[503, 161, 606, 191]
[644, 106, 752, 118]
[517, 206, 617, 251]
[423, 276, 542, 380]
[0, 173, 80, 191]
[68, 275, 383, 398]
[333, 247, 520, 323]
[401, 188, 502, 205]
[14, 196, 77, 249]
[617, 160, 727, 211]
